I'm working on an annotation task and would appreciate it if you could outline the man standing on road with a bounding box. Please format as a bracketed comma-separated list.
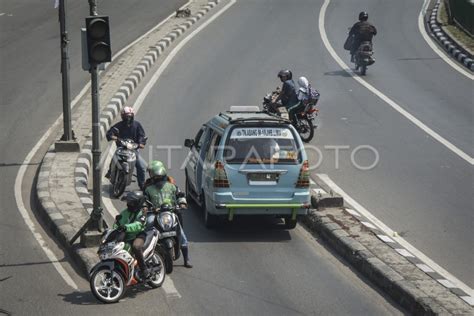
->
[106, 106, 147, 190]
[349, 11, 377, 62]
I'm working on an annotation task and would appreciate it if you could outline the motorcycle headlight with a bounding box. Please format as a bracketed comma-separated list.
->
[159, 213, 174, 231]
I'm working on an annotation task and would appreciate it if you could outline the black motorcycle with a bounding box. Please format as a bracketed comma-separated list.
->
[145, 201, 184, 274]
[262, 90, 319, 143]
[354, 41, 374, 76]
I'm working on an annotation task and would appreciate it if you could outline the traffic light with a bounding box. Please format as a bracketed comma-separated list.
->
[85, 16, 111, 65]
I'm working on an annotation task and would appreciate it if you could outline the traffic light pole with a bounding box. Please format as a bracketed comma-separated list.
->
[68, 0, 101, 246]
[59, 0, 72, 141]
[90, 64, 103, 232]
[89, 0, 103, 233]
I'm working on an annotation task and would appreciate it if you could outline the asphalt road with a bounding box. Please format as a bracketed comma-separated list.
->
[321, 0, 473, 287]
[104, 0, 408, 313]
[0, 0, 186, 314]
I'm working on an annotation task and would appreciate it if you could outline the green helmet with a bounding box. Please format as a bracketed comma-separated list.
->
[148, 160, 167, 178]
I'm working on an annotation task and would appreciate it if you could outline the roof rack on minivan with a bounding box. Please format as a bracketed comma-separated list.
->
[228, 117, 290, 124]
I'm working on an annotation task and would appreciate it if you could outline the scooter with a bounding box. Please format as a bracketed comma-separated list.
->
[354, 41, 374, 75]
[109, 132, 139, 198]
[89, 224, 165, 303]
[145, 199, 186, 274]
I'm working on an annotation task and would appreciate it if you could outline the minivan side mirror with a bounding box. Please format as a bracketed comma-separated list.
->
[184, 139, 194, 148]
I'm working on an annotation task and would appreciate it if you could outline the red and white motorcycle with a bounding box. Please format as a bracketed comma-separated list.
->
[89, 226, 166, 303]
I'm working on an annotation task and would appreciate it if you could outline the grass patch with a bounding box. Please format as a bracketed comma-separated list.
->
[438, 1, 474, 53]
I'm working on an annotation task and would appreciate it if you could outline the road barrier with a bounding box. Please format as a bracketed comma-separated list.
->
[446, 0, 474, 36]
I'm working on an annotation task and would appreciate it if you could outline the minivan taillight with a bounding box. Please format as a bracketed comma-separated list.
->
[295, 160, 310, 188]
[213, 160, 230, 188]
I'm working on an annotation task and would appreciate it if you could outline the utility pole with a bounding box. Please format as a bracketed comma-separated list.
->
[89, 0, 103, 234]
[55, 0, 79, 152]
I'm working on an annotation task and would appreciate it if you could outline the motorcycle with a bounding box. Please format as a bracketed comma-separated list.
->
[262, 89, 319, 143]
[89, 223, 166, 303]
[145, 200, 185, 274]
[354, 41, 374, 75]
[109, 130, 140, 198]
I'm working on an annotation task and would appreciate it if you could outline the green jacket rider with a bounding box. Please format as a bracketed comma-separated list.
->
[113, 191, 150, 279]
[144, 160, 193, 268]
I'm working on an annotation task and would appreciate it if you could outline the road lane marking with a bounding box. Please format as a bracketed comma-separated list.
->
[14, 130, 79, 290]
[316, 173, 473, 297]
[13, 1, 195, 289]
[319, 0, 474, 165]
[419, 0, 474, 80]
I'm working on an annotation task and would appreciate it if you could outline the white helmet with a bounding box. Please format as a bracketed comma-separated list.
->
[297, 76, 309, 92]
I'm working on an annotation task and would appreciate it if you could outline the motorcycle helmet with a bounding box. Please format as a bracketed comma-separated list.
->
[121, 106, 135, 125]
[297, 76, 309, 91]
[148, 160, 167, 181]
[359, 11, 368, 21]
[277, 69, 293, 81]
[126, 191, 145, 212]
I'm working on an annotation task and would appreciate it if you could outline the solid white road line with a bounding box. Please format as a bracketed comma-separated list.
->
[316, 173, 473, 297]
[418, 0, 474, 80]
[13, 2, 194, 289]
[318, 0, 474, 165]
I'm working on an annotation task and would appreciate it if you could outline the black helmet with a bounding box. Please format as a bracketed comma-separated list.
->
[277, 69, 292, 81]
[126, 191, 145, 212]
[359, 11, 368, 21]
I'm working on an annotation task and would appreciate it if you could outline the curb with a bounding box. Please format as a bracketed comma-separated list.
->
[35, 0, 223, 277]
[303, 178, 473, 314]
[302, 211, 450, 315]
[74, 0, 222, 214]
[426, 0, 474, 71]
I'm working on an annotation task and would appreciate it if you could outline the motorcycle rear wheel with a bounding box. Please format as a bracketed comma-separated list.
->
[112, 172, 126, 198]
[297, 118, 314, 143]
[90, 268, 126, 304]
[147, 251, 166, 288]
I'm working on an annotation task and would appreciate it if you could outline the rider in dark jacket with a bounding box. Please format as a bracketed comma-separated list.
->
[349, 11, 377, 62]
[105, 106, 147, 190]
[275, 69, 299, 110]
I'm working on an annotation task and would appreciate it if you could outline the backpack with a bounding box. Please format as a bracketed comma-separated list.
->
[307, 85, 320, 105]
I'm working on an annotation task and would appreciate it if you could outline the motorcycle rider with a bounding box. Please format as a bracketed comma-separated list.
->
[274, 69, 299, 115]
[144, 160, 193, 268]
[106, 106, 147, 190]
[349, 11, 377, 62]
[113, 191, 150, 279]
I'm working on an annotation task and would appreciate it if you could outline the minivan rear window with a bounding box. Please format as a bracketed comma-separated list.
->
[224, 126, 301, 164]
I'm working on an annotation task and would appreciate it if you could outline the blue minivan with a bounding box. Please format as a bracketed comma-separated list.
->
[184, 106, 310, 229]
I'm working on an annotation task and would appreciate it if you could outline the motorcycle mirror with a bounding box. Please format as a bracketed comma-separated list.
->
[176, 191, 185, 198]
[184, 139, 194, 148]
